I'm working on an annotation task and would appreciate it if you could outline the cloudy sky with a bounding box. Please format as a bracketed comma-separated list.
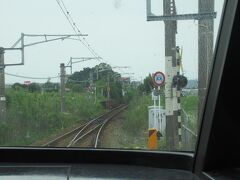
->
[0, 0, 224, 84]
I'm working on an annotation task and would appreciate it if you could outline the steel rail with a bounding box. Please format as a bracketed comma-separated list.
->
[44, 104, 126, 147]
[43, 123, 86, 147]
[68, 104, 127, 147]
[44, 110, 113, 147]
[68, 124, 102, 147]
[94, 105, 128, 148]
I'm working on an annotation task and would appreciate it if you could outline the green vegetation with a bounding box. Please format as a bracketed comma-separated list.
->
[121, 91, 166, 150]
[0, 63, 128, 146]
[181, 95, 198, 133]
[122, 94, 150, 149]
[0, 89, 105, 146]
[138, 74, 154, 94]
[123, 95, 150, 136]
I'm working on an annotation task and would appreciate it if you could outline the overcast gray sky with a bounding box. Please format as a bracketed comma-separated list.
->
[0, 0, 224, 84]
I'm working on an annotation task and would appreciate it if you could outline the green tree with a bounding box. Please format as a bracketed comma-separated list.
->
[138, 74, 154, 94]
[28, 83, 41, 93]
[12, 83, 25, 90]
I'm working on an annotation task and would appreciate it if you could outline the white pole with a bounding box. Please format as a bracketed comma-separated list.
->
[94, 86, 97, 104]
[154, 88, 156, 129]
[158, 86, 161, 133]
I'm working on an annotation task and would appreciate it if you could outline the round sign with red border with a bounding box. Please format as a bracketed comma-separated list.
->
[153, 71, 165, 86]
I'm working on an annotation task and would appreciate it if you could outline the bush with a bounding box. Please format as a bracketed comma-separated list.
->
[123, 95, 151, 136]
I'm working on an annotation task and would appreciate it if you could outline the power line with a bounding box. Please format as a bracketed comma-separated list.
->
[67, 78, 89, 83]
[68, 78, 120, 85]
[60, 0, 82, 34]
[5, 72, 59, 80]
[59, 0, 101, 59]
[55, 0, 105, 63]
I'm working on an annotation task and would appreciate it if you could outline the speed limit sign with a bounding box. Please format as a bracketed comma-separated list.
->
[153, 71, 165, 87]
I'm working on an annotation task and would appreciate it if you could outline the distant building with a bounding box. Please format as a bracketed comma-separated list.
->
[120, 77, 130, 85]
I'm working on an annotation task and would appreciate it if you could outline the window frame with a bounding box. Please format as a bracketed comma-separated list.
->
[1, 1, 238, 179]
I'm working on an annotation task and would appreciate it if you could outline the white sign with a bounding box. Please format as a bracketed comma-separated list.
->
[0, 97, 6, 101]
[148, 106, 166, 132]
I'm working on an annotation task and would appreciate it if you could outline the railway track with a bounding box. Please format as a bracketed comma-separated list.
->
[44, 104, 128, 148]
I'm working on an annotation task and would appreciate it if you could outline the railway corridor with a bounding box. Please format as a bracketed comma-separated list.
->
[43, 105, 128, 148]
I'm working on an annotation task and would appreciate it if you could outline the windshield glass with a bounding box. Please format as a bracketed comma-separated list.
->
[0, 0, 224, 151]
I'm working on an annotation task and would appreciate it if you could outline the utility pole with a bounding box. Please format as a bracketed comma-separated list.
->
[0, 48, 6, 122]
[107, 73, 110, 100]
[96, 66, 99, 80]
[198, 0, 214, 128]
[60, 63, 66, 112]
[89, 70, 94, 95]
[163, 0, 179, 150]
[89, 71, 93, 84]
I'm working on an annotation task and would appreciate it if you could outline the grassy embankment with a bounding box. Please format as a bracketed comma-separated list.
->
[122, 94, 198, 150]
[0, 89, 105, 146]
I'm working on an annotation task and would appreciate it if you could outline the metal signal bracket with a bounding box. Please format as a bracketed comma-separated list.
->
[146, 0, 217, 22]
[3, 33, 88, 67]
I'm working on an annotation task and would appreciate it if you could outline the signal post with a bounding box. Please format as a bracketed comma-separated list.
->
[148, 71, 165, 150]
[0, 48, 6, 122]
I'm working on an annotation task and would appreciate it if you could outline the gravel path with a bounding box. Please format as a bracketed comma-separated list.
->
[99, 113, 148, 149]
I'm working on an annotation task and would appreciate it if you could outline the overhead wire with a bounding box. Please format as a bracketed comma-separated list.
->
[5, 72, 59, 80]
[55, 0, 105, 63]
[59, 0, 102, 60]
[67, 78, 89, 83]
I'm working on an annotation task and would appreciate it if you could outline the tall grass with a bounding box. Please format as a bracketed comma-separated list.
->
[120, 95, 151, 149]
[123, 95, 151, 135]
[0, 89, 105, 146]
[181, 95, 198, 133]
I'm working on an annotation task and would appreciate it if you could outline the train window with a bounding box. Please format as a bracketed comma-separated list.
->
[0, 0, 224, 152]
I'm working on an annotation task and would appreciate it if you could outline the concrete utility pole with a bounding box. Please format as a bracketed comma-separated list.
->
[198, 0, 214, 128]
[107, 73, 110, 100]
[89, 71, 94, 86]
[0, 48, 6, 122]
[89, 70, 94, 97]
[60, 63, 66, 112]
[163, 0, 179, 150]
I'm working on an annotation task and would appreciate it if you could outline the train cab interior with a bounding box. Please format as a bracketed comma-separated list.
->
[0, 0, 240, 179]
